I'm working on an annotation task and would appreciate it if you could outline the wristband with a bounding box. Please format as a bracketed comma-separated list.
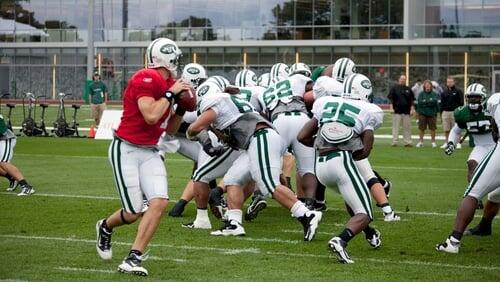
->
[164, 91, 174, 102]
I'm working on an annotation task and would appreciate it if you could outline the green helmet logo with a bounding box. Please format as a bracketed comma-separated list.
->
[187, 67, 200, 75]
[160, 44, 176, 54]
[360, 79, 372, 89]
[197, 85, 209, 97]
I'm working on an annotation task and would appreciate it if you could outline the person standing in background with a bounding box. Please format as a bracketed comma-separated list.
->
[415, 80, 441, 148]
[440, 77, 464, 149]
[388, 75, 414, 147]
[89, 72, 108, 127]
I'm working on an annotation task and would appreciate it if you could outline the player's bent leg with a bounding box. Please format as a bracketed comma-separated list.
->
[96, 209, 141, 260]
[465, 189, 500, 236]
[182, 181, 212, 229]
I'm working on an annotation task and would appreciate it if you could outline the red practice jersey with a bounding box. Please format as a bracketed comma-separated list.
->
[116, 68, 175, 145]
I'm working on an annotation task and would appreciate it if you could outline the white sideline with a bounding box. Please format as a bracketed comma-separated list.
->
[1, 234, 499, 272]
[2, 191, 497, 221]
[54, 266, 114, 274]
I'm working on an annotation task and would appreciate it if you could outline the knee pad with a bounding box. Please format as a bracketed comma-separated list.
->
[367, 177, 380, 189]
[120, 209, 133, 224]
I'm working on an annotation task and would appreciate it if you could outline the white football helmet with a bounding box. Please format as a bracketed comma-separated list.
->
[235, 69, 257, 87]
[181, 63, 207, 89]
[196, 81, 223, 101]
[313, 76, 342, 99]
[342, 74, 372, 102]
[332, 57, 356, 82]
[206, 76, 230, 91]
[270, 63, 290, 81]
[466, 83, 487, 112]
[257, 73, 272, 88]
[146, 37, 182, 77]
[289, 63, 311, 77]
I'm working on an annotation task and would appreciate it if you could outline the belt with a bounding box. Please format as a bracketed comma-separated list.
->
[317, 151, 341, 162]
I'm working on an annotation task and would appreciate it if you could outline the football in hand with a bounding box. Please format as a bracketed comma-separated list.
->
[176, 88, 197, 112]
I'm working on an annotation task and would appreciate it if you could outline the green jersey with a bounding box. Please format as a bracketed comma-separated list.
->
[416, 90, 440, 117]
[454, 106, 491, 135]
[89, 81, 107, 104]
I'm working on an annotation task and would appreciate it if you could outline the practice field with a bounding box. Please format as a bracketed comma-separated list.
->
[1, 136, 499, 281]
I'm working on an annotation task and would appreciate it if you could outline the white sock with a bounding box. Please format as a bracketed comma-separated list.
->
[195, 209, 209, 222]
[381, 205, 393, 214]
[226, 209, 243, 224]
[290, 201, 309, 218]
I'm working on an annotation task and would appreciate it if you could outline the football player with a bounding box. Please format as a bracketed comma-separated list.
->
[298, 74, 381, 263]
[441, 84, 499, 236]
[257, 62, 318, 206]
[0, 114, 35, 196]
[95, 37, 191, 276]
[187, 85, 322, 239]
[436, 91, 500, 254]
[234, 69, 258, 88]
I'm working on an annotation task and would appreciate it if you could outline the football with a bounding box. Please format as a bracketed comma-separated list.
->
[176, 87, 197, 112]
[304, 90, 315, 108]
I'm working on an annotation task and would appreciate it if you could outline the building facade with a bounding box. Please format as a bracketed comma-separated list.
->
[0, 0, 499, 100]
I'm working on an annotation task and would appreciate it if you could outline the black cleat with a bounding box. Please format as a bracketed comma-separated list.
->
[208, 188, 225, 219]
[383, 180, 392, 197]
[245, 195, 267, 221]
[168, 200, 187, 217]
[464, 224, 492, 236]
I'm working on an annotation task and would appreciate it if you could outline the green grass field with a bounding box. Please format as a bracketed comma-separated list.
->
[1, 134, 499, 280]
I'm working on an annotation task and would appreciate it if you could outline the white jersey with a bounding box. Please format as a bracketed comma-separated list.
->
[487, 93, 500, 127]
[236, 86, 266, 113]
[312, 96, 383, 135]
[331, 79, 344, 97]
[259, 74, 312, 111]
[199, 93, 254, 130]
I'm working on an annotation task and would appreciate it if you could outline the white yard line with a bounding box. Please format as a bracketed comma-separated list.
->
[2, 234, 499, 271]
[54, 266, 115, 274]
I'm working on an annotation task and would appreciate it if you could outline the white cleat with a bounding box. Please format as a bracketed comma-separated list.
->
[435, 237, 460, 254]
[328, 237, 354, 264]
[118, 253, 148, 276]
[383, 211, 401, 222]
[182, 220, 212, 229]
[17, 185, 35, 196]
[299, 210, 322, 241]
[95, 219, 113, 260]
[210, 220, 246, 236]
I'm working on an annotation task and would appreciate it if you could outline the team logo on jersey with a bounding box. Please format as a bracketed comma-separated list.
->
[187, 67, 200, 75]
[197, 85, 209, 97]
[160, 44, 176, 54]
[360, 80, 372, 89]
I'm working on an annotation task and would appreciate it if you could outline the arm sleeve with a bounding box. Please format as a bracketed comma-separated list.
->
[199, 95, 220, 115]
[365, 107, 384, 131]
[447, 124, 461, 144]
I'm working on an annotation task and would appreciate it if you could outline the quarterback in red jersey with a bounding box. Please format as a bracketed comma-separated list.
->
[95, 37, 190, 276]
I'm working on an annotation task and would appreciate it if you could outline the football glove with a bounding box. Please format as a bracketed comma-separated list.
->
[444, 142, 455, 155]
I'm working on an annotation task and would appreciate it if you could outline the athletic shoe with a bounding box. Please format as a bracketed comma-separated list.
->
[365, 228, 381, 249]
[464, 224, 492, 236]
[383, 211, 401, 222]
[118, 252, 149, 276]
[168, 201, 186, 217]
[435, 237, 460, 254]
[6, 179, 18, 192]
[328, 237, 354, 264]
[182, 220, 212, 229]
[208, 188, 225, 219]
[313, 200, 328, 211]
[210, 220, 246, 236]
[140, 199, 149, 213]
[17, 184, 35, 196]
[440, 143, 448, 149]
[416, 142, 423, 148]
[431, 142, 437, 148]
[383, 180, 392, 197]
[244, 195, 267, 221]
[95, 219, 112, 260]
[298, 210, 322, 241]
